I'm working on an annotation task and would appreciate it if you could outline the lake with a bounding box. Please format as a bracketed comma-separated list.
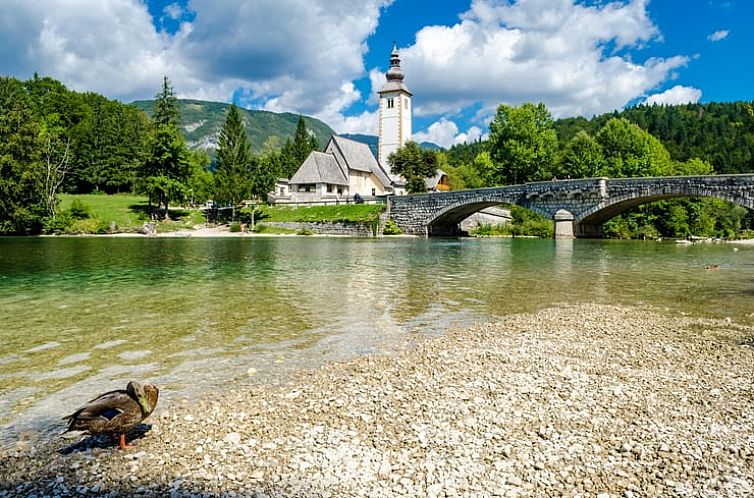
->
[1, 236, 752, 447]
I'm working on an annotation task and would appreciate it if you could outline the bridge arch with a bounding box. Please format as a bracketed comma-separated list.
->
[426, 199, 550, 235]
[575, 178, 754, 237]
[387, 175, 754, 237]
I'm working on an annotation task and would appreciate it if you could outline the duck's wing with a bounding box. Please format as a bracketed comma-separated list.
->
[63, 389, 128, 421]
[63, 389, 142, 433]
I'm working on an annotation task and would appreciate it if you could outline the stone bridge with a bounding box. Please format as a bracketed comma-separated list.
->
[387, 175, 754, 237]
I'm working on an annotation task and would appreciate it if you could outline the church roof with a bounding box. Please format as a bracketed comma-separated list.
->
[330, 136, 376, 173]
[289, 151, 349, 185]
[330, 136, 393, 187]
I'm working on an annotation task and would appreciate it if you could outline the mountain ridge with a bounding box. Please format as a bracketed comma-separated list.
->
[130, 99, 336, 153]
[341, 133, 443, 157]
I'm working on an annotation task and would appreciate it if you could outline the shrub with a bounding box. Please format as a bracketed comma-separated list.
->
[69, 199, 92, 220]
[382, 219, 403, 235]
[229, 222, 242, 233]
[43, 213, 74, 234]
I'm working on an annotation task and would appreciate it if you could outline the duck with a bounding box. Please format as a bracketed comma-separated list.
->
[704, 263, 720, 270]
[63, 381, 159, 449]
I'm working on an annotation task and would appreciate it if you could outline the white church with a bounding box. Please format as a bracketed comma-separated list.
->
[269, 44, 416, 204]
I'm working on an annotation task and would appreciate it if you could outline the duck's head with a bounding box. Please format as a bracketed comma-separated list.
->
[127, 381, 160, 416]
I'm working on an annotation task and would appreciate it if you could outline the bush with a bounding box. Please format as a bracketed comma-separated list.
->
[69, 199, 92, 220]
[469, 223, 508, 237]
[382, 219, 403, 235]
[229, 222, 242, 233]
[43, 212, 74, 234]
[296, 228, 314, 235]
[70, 218, 111, 234]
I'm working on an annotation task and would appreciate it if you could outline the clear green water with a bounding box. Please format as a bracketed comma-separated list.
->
[1, 236, 753, 445]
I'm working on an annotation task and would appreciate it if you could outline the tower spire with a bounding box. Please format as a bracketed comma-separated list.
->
[377, 43, 412, 177]
[387, 42, 404, 82]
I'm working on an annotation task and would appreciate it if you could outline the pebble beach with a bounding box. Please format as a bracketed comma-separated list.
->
[1, 303, 753, 498]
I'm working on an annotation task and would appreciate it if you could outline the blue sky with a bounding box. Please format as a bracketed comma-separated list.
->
[1, 0, 752, 148]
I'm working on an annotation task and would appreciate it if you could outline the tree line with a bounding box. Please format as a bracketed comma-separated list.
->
[0, 75, 318, 234]
[3, 70, 753, 238]
[439, 101, 754, 238]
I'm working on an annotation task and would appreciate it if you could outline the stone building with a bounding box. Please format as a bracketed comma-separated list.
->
[270, 45, 412, 205]
[270, 135, 394, 204]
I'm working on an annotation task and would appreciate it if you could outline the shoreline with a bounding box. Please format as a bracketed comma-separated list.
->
[35, 225, 754, 242]
[1, 304, 752, 497]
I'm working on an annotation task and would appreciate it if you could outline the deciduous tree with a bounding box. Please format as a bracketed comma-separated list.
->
[559, 130, 604, 178]
[388, 141, 439, 193]
[488, 103, 557, 184]
[0, 77, 46, 234]
[595, 117, 673, 177]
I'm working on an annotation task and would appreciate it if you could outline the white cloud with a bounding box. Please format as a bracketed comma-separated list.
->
[399, 0, 689, 119]
[0, 0, 186, 101]
[643, 85, 702, 105]
[0, 0, 697, 138]
[455, 126, 484, 144]
[177, 0, 393, 121]
[0, 0, 393, 131]
[707, 30, 729, 42]
[412, 118, 484, 148]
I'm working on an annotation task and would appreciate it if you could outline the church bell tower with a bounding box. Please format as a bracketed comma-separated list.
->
[377, 43, 412, 178]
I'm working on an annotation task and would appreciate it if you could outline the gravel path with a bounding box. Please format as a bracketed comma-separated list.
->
[1, 304, 753, 497]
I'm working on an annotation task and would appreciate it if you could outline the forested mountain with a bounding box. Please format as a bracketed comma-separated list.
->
[448, 102, 754, 175]
[556, 102, 754, 174]
[341, 133, 442, 157]
[132, 99, 334, 153]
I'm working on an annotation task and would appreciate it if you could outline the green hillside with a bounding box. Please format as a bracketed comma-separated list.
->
[131, 99, 335, 153]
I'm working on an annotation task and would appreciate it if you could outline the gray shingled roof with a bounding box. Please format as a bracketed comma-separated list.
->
[330, 135, 394, 187]
[378, 80, 412, 95]
[331, 136, 375, 173]
[289, 151, 349, 185]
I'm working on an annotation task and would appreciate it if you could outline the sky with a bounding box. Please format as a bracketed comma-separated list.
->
[1, 0, 752, 148]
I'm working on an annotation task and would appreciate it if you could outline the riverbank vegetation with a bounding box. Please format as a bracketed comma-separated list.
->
[2, 72, 753, 238]
[468, 205, 554, 238]
[0, 75, 317, 235]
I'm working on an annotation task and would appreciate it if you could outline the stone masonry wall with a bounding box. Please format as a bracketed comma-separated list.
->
[389, 175, 754, 237]
[259, 221, 377, 237]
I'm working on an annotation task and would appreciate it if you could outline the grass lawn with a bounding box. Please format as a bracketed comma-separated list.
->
[56, 195, 385, 234]
[59, 194, 150, 230]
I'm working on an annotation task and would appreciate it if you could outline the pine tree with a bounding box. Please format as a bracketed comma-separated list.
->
[138, 76, 189, 219]
[214, 104, 253, 220]
[280, 115, 318, 178]
[152, 76, 179, 127]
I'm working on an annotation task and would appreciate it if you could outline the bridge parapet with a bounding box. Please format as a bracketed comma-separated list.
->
[388, 174, 754, 237]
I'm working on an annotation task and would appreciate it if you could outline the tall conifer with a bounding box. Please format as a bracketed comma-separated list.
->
[214, 104, 252, 220]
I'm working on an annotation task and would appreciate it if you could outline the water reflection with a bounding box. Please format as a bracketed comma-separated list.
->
[1, 236, 753, 445]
